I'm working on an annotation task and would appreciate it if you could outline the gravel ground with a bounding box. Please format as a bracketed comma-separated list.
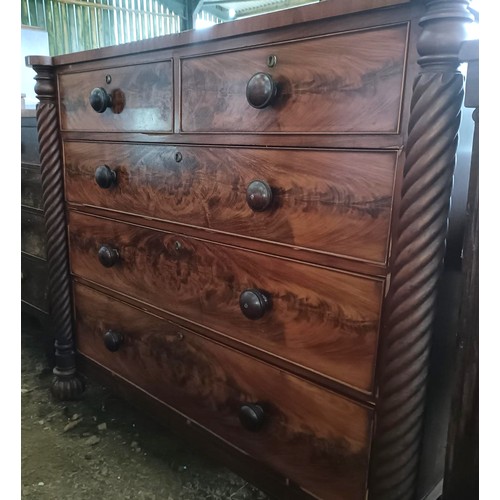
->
[21, 314, 269, 500]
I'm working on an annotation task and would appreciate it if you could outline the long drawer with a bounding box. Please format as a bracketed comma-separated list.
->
[64, 142, 397, 265]
[180, 23, 408, 134]
[74, 282, 373, 500]
[58, 59, 173, 132]
[68, 211, 383, 394]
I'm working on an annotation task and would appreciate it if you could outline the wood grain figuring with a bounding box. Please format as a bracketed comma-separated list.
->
[181, 24, 408, 134]
[64, 142, 397, 264]
[58, 60, 172, 132]
[74, 282, 373, 500]
[68, 211, 383, 394]
[26, 1, 467, 497]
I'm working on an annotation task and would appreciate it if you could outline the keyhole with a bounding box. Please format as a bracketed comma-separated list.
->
[266, 55, 277, 68]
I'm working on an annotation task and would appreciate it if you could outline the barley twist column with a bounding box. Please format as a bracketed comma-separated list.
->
[29, 57, 85, 400]
[369, 2, 472, 498]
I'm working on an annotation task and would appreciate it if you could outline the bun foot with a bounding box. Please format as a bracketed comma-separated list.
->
[51, 369, 85, 401]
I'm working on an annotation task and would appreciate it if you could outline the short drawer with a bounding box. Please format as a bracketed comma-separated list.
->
[21, 208, 47, 259]
[180, 23, 408, 134]
[21, 253, 49, 312]
[58, 60, 173, 132]
[64, 142, 397, 264]
[68, 211, 383, 394]
[74, 282, 372, 500]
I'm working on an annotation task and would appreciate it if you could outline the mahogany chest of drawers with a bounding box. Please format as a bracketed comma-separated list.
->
[27, 1, 473, 498]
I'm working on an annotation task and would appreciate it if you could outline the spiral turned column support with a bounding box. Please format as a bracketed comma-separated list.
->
[30, 60, 85, 400]
[368, 2, 473, 499]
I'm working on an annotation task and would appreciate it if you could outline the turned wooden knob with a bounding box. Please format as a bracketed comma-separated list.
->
[239, 403, 265, 431]
[95, 165, 117, 189]
[239, 289, 270, 320]
[246, 180, 273, 211]
[89, 87, 112, 113]
[246, 73, 277, 109]
[98, 244, 119, 268]
[103, 330, 123, 352]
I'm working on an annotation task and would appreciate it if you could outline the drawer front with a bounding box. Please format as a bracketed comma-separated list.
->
[181, 24, 408, 134]
[58, 60, 173, 132]
[21, 254, 49, 312]
[74, 282, 372, 500]
[21, 209, 47, 259]
[65, 142, 397, 264]
[68, 211, 383, 394]
[21, 165, 43, 209]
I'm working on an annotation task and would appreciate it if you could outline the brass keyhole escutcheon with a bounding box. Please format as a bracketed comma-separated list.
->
[105, 74, 112, 84]
[267, 55, 277, 68]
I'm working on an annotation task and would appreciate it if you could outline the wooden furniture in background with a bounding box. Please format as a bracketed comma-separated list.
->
[442, 38, 479, 500]
[27, 1, 475, 498]
[21, 110, 50, 325]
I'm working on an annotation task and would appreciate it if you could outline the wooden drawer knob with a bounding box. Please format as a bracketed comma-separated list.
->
[239, 403, 265, 431]
[98, 244, 119, 268]
[246, 180, 273, 211]
[246, 73, 277, 109]
[239, 289, 270, 320]
[89, 87, 112, 113]
[95, 165, 117, 189]
[103, 330, 123, 352]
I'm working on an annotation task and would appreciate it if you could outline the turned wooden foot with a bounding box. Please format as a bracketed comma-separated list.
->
[50, 340, 85, 400]
[51, 370, 85, 401]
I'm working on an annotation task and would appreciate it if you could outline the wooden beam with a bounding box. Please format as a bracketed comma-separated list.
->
[180, 0, 204, 30]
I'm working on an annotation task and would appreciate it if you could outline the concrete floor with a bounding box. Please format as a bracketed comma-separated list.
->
[21, 314, 269, 500]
